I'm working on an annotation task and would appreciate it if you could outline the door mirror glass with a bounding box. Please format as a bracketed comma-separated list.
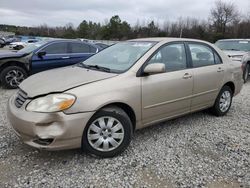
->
[144, 63, 166, 75]
[37, 51, 46, 58]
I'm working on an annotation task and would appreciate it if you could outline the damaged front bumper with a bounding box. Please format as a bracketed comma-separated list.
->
[7, 94, 94, 150]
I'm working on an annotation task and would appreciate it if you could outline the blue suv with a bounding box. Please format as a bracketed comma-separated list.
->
[0, 40, 100, 88]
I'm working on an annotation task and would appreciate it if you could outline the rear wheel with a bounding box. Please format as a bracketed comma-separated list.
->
[210, 86, 233, 116]
[243, 64, 249, 83]
[0, 66, 27, 89]
[82, 106, 133, 158]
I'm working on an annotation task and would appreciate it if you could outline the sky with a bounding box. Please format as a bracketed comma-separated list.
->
[0, 0, 249, 27]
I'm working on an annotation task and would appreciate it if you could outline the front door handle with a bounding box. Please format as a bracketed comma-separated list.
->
[62, 56, 70, 59]
[183, 73, 192, 79]
[217, 67, 224, 72]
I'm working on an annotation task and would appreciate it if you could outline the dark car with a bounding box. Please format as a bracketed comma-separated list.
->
[0, 40, 100, 89]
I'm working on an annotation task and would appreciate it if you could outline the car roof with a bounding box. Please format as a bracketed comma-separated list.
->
[46, 39, 84, 43]
[129, 37, 209, 43]
[216, 39, 250, 42]
[44, 39, 98, 47]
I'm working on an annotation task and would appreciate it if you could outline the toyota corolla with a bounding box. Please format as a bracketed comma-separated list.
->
[7, 38, 243, 157]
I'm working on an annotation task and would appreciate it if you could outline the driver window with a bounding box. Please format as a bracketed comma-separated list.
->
[148, 43, 187, 72]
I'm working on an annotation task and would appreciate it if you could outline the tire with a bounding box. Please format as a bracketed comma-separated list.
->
[82, 106, 133, 158]
[0, 66, 28, 89]
[210, 86, 233, 116]
[243, 64, 249, 83]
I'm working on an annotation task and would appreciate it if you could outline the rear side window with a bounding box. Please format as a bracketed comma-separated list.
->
[43, 42, 68, 54]
[214, 53, 222, 64]
[89, 45, 97, 53]
[71, 42, 90, 53]
[148, 43, 187, 72]
[188, 43, 215, 67]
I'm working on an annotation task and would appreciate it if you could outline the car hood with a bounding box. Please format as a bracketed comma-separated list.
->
[223, 50, 247, 57]
[0, 52, 27, 59]
[19, 66, 118, 98]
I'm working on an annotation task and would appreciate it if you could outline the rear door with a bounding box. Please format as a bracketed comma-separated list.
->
[68, 42, 97, 64]
[141, 42, 193, 125]
[187, 42, 225, 112]
[31, 42, 70, 73]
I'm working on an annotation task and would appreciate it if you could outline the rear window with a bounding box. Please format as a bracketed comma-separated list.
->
[215, 40, 250, 52]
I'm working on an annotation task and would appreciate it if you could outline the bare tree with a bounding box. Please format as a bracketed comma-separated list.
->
[210, 0, 239, 35]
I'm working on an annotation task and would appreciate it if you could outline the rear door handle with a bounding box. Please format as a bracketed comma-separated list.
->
[217, 67, 224, 72]
[183, 73, 192, 79]
[62, 56, 70, 59]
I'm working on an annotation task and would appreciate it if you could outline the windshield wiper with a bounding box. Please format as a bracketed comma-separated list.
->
[88, 65, 111, 72]
[78, 63, 111, 72]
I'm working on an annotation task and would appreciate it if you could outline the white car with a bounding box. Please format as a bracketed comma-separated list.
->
[9, 39, 39, 50]
[215, 39, 250, 82]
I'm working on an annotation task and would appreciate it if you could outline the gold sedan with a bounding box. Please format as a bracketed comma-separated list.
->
[7, 38, 243, 157]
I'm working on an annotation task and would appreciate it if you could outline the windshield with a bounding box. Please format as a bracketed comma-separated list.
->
[18, 41, 47, 54]
[81, 41, 156, 73]
[215, 40, 250, 52]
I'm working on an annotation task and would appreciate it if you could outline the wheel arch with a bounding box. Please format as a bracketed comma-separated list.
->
[93, 102, 137, 132]
[0, 61, 28, 75]
[223, 81, 235, 95]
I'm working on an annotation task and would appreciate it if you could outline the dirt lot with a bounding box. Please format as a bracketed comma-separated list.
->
[0, 82, 249, 188]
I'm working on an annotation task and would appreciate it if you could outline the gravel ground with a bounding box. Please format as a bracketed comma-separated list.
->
[0, 82, 249, 188]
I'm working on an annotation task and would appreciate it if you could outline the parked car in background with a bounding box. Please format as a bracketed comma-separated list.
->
[9, 39, 40, 50]
[0, 38, 6, 48]
[0, 40, 100, 88]
[215, 39, 250, 82]
[3, 36, 20, 45]
[7, 38, 243, 157]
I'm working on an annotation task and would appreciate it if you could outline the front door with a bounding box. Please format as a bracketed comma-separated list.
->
[31, 42, 70, 74]
[141, 43, 193, 125]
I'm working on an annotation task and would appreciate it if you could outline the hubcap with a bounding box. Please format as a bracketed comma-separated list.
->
[87, 116, 124, 152]
[5, 70, 25, 87]
[219, 90, 231, 112]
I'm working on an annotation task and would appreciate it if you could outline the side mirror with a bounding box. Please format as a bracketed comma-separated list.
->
[144, 63, 166, 75]
[37, 51, 46, 58]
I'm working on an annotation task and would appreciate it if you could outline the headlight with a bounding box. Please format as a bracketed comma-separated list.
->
[26, 94, 76, 113]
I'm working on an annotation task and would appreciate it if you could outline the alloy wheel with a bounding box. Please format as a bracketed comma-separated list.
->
[5, 69, 25, 87]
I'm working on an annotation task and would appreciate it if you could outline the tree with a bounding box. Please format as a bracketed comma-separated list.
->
[210, 0, 239, 36]
[63, 23, 76, 38]
[77, 20, 89, 38]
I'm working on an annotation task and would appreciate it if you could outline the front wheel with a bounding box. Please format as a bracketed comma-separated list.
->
[210, 86, 233, 116]
[0, 66, 27, 89]
[82, 106, 133, 158]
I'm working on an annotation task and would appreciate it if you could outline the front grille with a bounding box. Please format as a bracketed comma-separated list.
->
[15, 90, 28, 108]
